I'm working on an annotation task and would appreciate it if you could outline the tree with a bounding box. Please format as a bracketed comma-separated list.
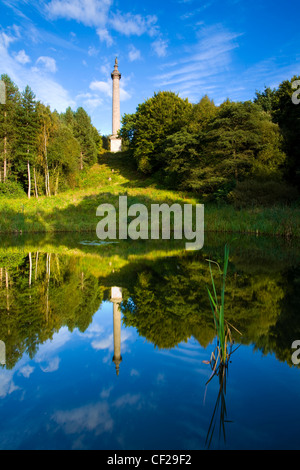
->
[0, 74, 20, 183]
[48, 123, 80, 194]
[120, 91, 192, 174]
[188, 95, 218, 133]
[14, 86, 39, 198]
[73, 107, 98, 170]
[255, 76, 300, 188]
[37, 103, 60, 197]
[164, 101, 286, 196]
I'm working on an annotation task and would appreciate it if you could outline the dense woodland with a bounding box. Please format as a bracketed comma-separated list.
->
[0, 72, 300, 206]
[0, 74, 103, 198]
[121, 75, 300, 206]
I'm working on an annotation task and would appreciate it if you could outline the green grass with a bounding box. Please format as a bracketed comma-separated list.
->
[0, 153, 299, 238]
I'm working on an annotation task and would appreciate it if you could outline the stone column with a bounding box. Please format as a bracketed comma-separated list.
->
[111, 287, 123, 376]
[0, 80, 6, 105]
[110, 58, 122, 153]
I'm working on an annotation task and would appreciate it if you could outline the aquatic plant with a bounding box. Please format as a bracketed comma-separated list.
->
[204, 245, 242, 448]
[205, 245, 241, 383]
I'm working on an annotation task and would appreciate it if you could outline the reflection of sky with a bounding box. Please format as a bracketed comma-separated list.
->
[1, 300, 300, 449]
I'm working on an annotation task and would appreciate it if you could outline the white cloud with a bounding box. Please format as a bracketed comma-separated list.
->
[0, 28, 75, 112]
[90, 79, 131, 101]
[88, 46, 99, 57]
[128, 45, 141, 62]
[109, 12, 158, 37]
[14, 49, 30, 64]
[46, 0, 162, 46]
[153, 24, 242, 101]
[90, 79, 112, 97]
[46, 0, 113, 28]
[152, 38, 168, 58]
[36, 56, 57, 73]
[97, 28, 114, 47]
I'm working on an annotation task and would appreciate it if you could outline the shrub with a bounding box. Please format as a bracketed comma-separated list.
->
[0, 180, 26, 198]
[228, 179, 299, 208]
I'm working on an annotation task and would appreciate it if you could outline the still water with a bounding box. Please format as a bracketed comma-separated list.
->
[0, 233, 300, 450]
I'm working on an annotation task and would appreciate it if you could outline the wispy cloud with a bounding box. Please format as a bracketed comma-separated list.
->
[45, 0, 163, 47]
[153, 24, 242, 101]
[36, 55, 57, 73]
[152, 38, 168, 58]
[14, 49, 31, 64]
[128, 45, 141, 62]
[45, 0, 112, 28]
[109, 12, 158, 37]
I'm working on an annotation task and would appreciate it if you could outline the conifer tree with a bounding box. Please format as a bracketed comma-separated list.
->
[73, 107, 98, 170]
[0, 74, 20, 183]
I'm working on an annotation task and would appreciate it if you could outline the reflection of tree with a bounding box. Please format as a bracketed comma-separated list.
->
[121, 254, 300, 368]
[122, 261, 216, 349]
[0, 253, 104, 369]
[0, 246, 299, 369]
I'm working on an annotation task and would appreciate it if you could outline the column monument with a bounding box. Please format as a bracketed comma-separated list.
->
[110, 58, 122, 153]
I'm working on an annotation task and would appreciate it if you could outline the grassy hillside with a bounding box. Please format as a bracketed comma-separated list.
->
[0, 152, 299, 238]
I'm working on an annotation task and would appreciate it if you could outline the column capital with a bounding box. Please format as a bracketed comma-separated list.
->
[111, 57, 121, 80]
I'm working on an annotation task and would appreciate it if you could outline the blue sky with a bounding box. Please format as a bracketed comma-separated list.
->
[0, 0, 299, 135]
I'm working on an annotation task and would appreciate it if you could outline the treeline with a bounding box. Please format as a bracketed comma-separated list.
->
[121, 75, 300, 206]
[0, 74, 103, 198]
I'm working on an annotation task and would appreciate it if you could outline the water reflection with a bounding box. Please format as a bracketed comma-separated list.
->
[0, 237, 300, 371]
[0, 235, 300, 449]
[205, 363, 230, 450]
[111, 287, 123, 376]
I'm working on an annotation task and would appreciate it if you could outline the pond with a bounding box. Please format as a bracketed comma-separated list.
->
[0, 232, 300, 450]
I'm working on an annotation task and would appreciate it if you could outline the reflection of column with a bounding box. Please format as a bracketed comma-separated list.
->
[0, 341, 5, 366]
[111, 287, 123, 376]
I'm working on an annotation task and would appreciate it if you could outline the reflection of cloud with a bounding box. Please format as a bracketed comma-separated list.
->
[130, 369, 140, 377]
[156, 373, 165, 384]
[0, 371, 19, 398]
[19, 365, 34, 378]
[91, 327, 132, 353]
[35, 328, 72, 363]
[92, 334, 113, 352]
[113, 393, 141, 408]
[52, 402, 114, 435]
[100, 386, 113, 399]
[40, 357, 60, 373]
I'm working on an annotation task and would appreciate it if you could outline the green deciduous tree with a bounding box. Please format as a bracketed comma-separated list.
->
[255, 75, 300, 189]
[120, 91, 192, 174]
